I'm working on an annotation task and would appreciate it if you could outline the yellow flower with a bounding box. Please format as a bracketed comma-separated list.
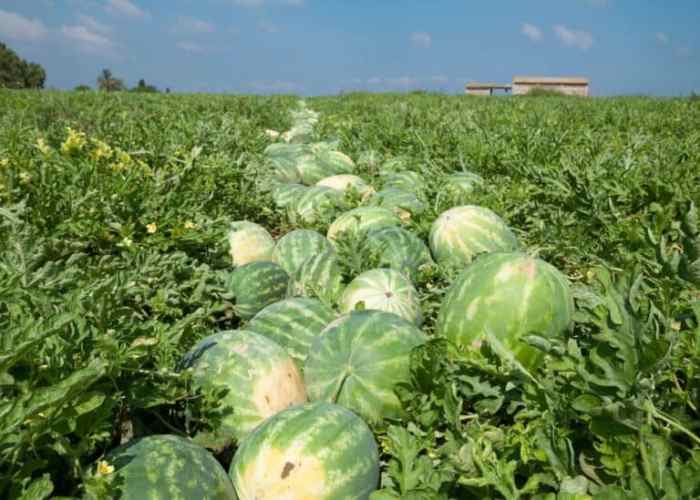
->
[60, 127, 87, 156]
[36, 138, 51, 155]
[96, 460, 115, 476]
[111, 149, 132, 171]
[146, 223, 157, 234]
[90, 139, 113, 161]
[19, 172, 32, 184]
[0, 158, 8, 168]
[184, 221, 197, 230]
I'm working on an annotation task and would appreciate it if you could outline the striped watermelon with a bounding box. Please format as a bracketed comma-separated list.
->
[366, 188, 426, 220]
[436, 252, 574, 369]
[271, 183, 307, 209]
[340, 269, 422, 325]
[443, 171, 484, 199]
[304, 310, 427, 423]
[287, 250, 345, 306]
[327, 207, 400, 243]
[297, 150, 355, 185]
[229, 262, 289, 320]
[228, 221, 275, 267]
[380, 170, 426, 195]
[230, 402, 379, 500]
[181, 330, 306, 444]
[429, 205, 520, 267]
[105, 435, 236, 499]
[245, 298, 336, 364]
[287, 186, 347, 225]
[273, 229, 333, 276]
[363, 226, 433, 280]
[316, 174, 373, 197]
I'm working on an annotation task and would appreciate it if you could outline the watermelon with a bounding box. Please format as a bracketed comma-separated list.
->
[228, 221, 275, 267]
[363, 226, 433, 280]
[273, 229, 333, 276]
[316, 174, 373, 197]
[340, 269, 422, 325]
[327, 207, 400, 243]
[380, 170, 426, 195]
[297, 150, 355, 185]
[271, 183, 307, 209]
[228, 262, 289, 320]
[245, 298, 336, 364]
[230, 402, 379, 500]
[366, 188, 426, 220]
[287, 186, 347, 225]
[436, 252, 574, 368]
[429, 205, 519, 267]
[105, 435, 236, 499]
[287, 250, 345, 305]
[181, 330, 306, 444]
[304, 310, 427, 423]
[443, 171, 484, 199]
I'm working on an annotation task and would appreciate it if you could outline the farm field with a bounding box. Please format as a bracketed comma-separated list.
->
[1, 90, 700, 498]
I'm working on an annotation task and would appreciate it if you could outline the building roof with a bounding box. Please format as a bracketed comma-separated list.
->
[512, 76, 589, 85]
[465, 82, 513, 90]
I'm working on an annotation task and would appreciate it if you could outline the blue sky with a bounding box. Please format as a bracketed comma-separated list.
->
[0, 0, 698, 95]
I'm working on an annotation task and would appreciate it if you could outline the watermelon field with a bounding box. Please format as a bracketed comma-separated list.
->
[1, 89, 700, 499]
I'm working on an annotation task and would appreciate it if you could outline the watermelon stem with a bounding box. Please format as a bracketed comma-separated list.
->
[331, 368, 352, 404]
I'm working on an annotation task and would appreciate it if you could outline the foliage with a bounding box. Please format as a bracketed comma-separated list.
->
[1, 89, 699, 498]
[131, 79, 159, 93]
[96, 69, 125, 92]
[0, 42, 46, 89]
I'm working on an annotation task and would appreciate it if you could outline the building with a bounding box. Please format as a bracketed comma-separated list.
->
[465, 82, 512, 96]
[511, 76, 589, 96]
[465, 76, 590, 96]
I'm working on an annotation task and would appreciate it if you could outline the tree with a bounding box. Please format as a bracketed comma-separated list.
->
[75, 84, 92, 92]
[97, 68, 125, 92]
[0, 42, 46, 89]
[131, 78, 158, 93]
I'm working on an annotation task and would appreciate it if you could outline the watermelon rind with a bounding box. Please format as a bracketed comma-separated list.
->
[228, 262, 289, 320]
[273, 229, 333, 276]
[363, 226, 433, 280]
[327, 207, 400, 243]
[287, 250, 345, 306]
[228, 221, 275, 267]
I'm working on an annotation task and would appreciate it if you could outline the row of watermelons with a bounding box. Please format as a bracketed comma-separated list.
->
[100, 101, 575, 499]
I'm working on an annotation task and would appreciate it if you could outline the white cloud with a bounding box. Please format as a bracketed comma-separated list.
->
[410, 31, 432, 48]
[553, 25, 594, 50]
[105, 0, 148, 19]
[61, 24, 116, 55]
[171, 16, 215, 35]
[521, 23, 543, 42]
[0, 9, 49, 42]
[656, 32, 669, 45]
[77, 14, 112, 34]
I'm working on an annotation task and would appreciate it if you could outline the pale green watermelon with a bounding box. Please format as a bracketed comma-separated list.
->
[273, 229, 333, 276]
[287, 250, 345, 306]
[287, 186, 347, 225]
[365, 188, 426, 219]
[327, 207, 400, 243]
[380, 170, 426, 195]
[443, 171, 484, 199]
[271, 183, 308, 209]
[340, 268, 422, 325]
[105, 435, 236, 499]
[229, 262, 289, 320]
[181, 330, 307, 444]
[297, 150, 355, 185]
[429, 205, 519, 267]
[304, 310, 427, 423]
[363, 226, 433, 280]
[436, 252, 574, 368]
[245, 298, 336, 364]
[228, 221, 275, 267]
[316, 174, 373, 197]
[230, 402, 379, 500]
